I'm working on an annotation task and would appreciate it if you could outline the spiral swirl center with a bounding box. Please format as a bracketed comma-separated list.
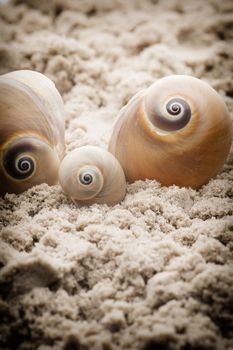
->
[153, 97, 191, 131]
[167, 101, 183, 115]
[79, 172, 93, 185]
[3, 145, 36, 180]
[4, 152, 36, 180]
[16, 157, 32, 173]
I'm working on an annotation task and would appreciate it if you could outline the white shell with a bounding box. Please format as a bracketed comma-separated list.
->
[59, 146, 126, 206]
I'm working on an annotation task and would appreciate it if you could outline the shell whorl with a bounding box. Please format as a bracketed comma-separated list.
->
[0, 135, 61, 195]
[145, 95, 192, 132]
[3, 143, 37, 181]
[0, 70, 65, 195]
[59, 146, 126, 206]
[108, 75, 232, 189]
[76, 165, 104, 200]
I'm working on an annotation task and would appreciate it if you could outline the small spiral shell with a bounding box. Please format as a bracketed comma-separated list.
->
[0, 70, 65, 195]
[108, 75, 232, 189]
[59, 146, 126, 206]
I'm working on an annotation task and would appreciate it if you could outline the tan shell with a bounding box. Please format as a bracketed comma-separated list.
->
[108, 75, 232, 189]
[0, 70, 65, 195]
[59, 146, 126, 206]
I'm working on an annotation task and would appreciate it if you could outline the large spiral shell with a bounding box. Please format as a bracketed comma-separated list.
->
[0, 70, 65, 195]
[59, 146, 126, 206]
[108, 75, 232, 189]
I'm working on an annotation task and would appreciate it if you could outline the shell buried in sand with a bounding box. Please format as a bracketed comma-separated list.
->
[108, 75, 232, 189]
[0, 69, 65, 196]
[59, 145, 126, 206]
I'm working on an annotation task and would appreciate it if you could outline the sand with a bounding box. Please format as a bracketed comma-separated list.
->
[0, 0, 233, 349]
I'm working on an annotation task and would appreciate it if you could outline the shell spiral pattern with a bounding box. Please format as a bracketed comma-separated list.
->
[0, 70, 65, 195]
[108, 75, 232, 189]
[59, 146, 126, 206]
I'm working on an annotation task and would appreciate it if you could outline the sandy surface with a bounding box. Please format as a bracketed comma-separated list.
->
[0, 0, 233, 349]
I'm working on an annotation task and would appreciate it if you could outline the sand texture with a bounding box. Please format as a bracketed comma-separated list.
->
[0, 0, 233, 349]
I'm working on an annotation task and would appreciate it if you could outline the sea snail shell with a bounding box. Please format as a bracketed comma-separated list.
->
[0, 70, 65, 196]
[59, 146, 126, 205]
[108, 75, 232, 189]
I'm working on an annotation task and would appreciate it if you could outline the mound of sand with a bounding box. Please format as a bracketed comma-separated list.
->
[0, 0, 233, 349]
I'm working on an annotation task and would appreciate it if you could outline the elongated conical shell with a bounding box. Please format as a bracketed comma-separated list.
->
[0, 70, 65, 195]
[109, 75, 232, 189]
[59, 146, 126, 206]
